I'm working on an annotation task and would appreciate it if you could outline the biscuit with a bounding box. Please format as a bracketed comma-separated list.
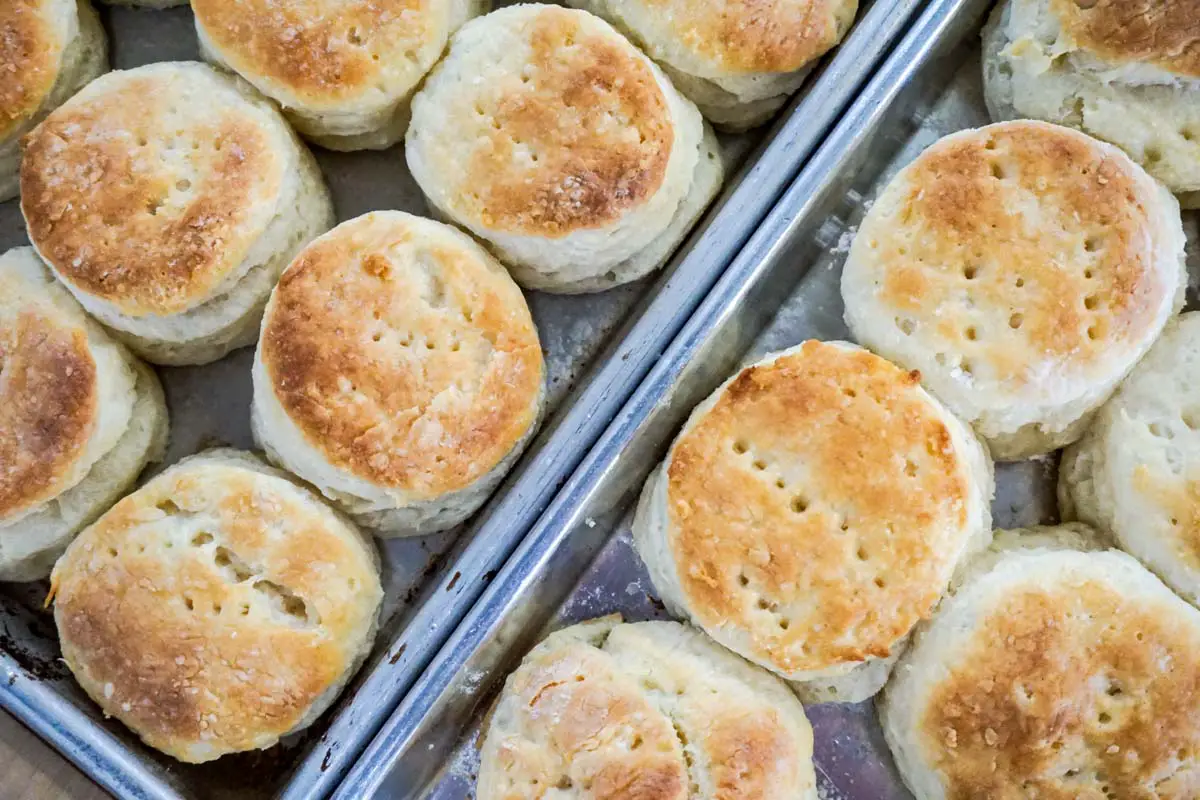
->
[0, 246, 167, 582]
[477, 616, 818, 800]
[842, 120, 1186, 460]
[984, 0, 1200, 206]
[50, 450, 383, 763]
[632, 341, 994, 703]
[1061, 312, 1200, 607]
[880, 535, 1200, 799]
[252, 211, 544, 537]
[193, 0, 486, 151]
[565, 0, 857, 130]
[20, 62, 335, 366]
[0, 0, 106, 202]
[99, 1, 186, 7]
[406, 4, 723, 293]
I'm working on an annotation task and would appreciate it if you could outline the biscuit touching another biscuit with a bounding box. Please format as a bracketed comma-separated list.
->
[0, 246, 167, 583]
[20, 62, 335, 366]
[565, 0, 857, 130]
[193, 0, 486, 151]
[1, 0, 107, 202]
[1062, 312, 1200, 608]
[984, 0, 1200, 206]
[50, 450, 383, 763]
[633, 340, 994, 703]
[881, 532, 1200, 799]
[406, 4, 723, 293]
[252, 211, 544, 537]
[842, 120, 1186, 460]
[477, 616, 818, 800]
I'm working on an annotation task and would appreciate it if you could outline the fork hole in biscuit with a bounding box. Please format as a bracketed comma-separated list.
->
[775, 478, 786, 489]
[990, 162, 1007, 180]
[1009, 313, 1024, 330]
[778, 618, 790, 630]
[1084, 235, 1105, 253]
[965, 326, 978, 341]
[857, 547, 869, 561]
[731, 440, 748, 454]
[896, 317, 916, 336]
[874, 577, 886, 588]
[1144, 146, 1163, 165]
[1084, 294, 1099, 310]
[904, 459, 918, 477]
[184, 596, 194, 611]
[192, 532, 213, 547]
[752, 459, 767, 471]
[737, 572, 749, 587]
[790, 496, 809, 514]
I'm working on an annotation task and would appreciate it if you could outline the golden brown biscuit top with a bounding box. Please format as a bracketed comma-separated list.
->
[1133, 464, 1200, 571]
[20, 66, 288, 317]
[261, 213, 543, 498]
[481, 625, 689, 800]
[1050, 0, 1200, 78]
[666, 341, 974, 674]
[192, 0, 436, 106]
[641, 0, 852, 73]
[922, 577, 1200, 799]
[0, 310, 96, 520]
[0, 0, 63, 140]
[438, 6, 673, 236]
[867, 121, 1170, 390]
[49, 457, 381, 762]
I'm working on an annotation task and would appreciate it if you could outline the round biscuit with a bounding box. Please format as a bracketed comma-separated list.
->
[842, 120, 1186, 460]
[880, 540, 1200, 800]
[50, 450, 383, 763]
[0, 246, 167, 582]
[252, 211, 544, 537]
[632, 340, 994, 703]
[983, 0, 1200, 204]
[0, 0, 107, 202]
[1062, 312, 1200, 607]
[20, 61, 335, 366]
[564, 0, 857, 130]
[193, 0, 487, 151]
[477, 616, 817, 800]
[406, 4, 719, 292]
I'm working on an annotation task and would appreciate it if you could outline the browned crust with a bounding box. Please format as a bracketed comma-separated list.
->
[0, 0, 62, 140]
[1050, 0, 1200, 78]
[875, 122, 1168, 386]
[1133, 465, 1200, 572]
[666, 341, 972, 673]
[51, 464, 377, 760]
[923, 579, 1200, 799]
[261, 216, 543, 498]
[487, 638, 688, 799]
[452, 6, 673, 236]
[644, 0, 849, 73]
[0, 311, 97, 519]
[192, 0, 430, 103]
[20, 70, 284, 316]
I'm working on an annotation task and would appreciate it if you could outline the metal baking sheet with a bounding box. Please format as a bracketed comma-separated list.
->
[327, 0, 1168, 794]
[0, 2, 922, 799]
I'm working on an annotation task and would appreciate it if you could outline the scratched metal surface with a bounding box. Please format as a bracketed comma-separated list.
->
[0, 2, 911, 799]
[326, 0, 1170, 795]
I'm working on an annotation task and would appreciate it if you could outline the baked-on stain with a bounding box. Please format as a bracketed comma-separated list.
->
[0, 0, 61, 139]
[922, 579, 1200, 798]
[642, 0, 854, 73]
[49, 461, 381, 763]
[192, 0, 432, 103]
[666, 341, 973, 673]
[20, 70, 286, 316]
[0, 312, 97, 520]
[1050, 0, 1200, 78]
[876, 121, 1168, 387]
[452, 6, 673, 236]
[261, 214, 543, 499]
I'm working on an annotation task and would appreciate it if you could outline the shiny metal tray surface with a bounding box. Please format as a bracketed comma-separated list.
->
[0, 3, 919, 799]
[329, 0, 1120, 795]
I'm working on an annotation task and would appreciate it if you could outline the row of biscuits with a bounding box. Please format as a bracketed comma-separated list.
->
[474, 2, 1200, 794]
[0, 0, 856, 769]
